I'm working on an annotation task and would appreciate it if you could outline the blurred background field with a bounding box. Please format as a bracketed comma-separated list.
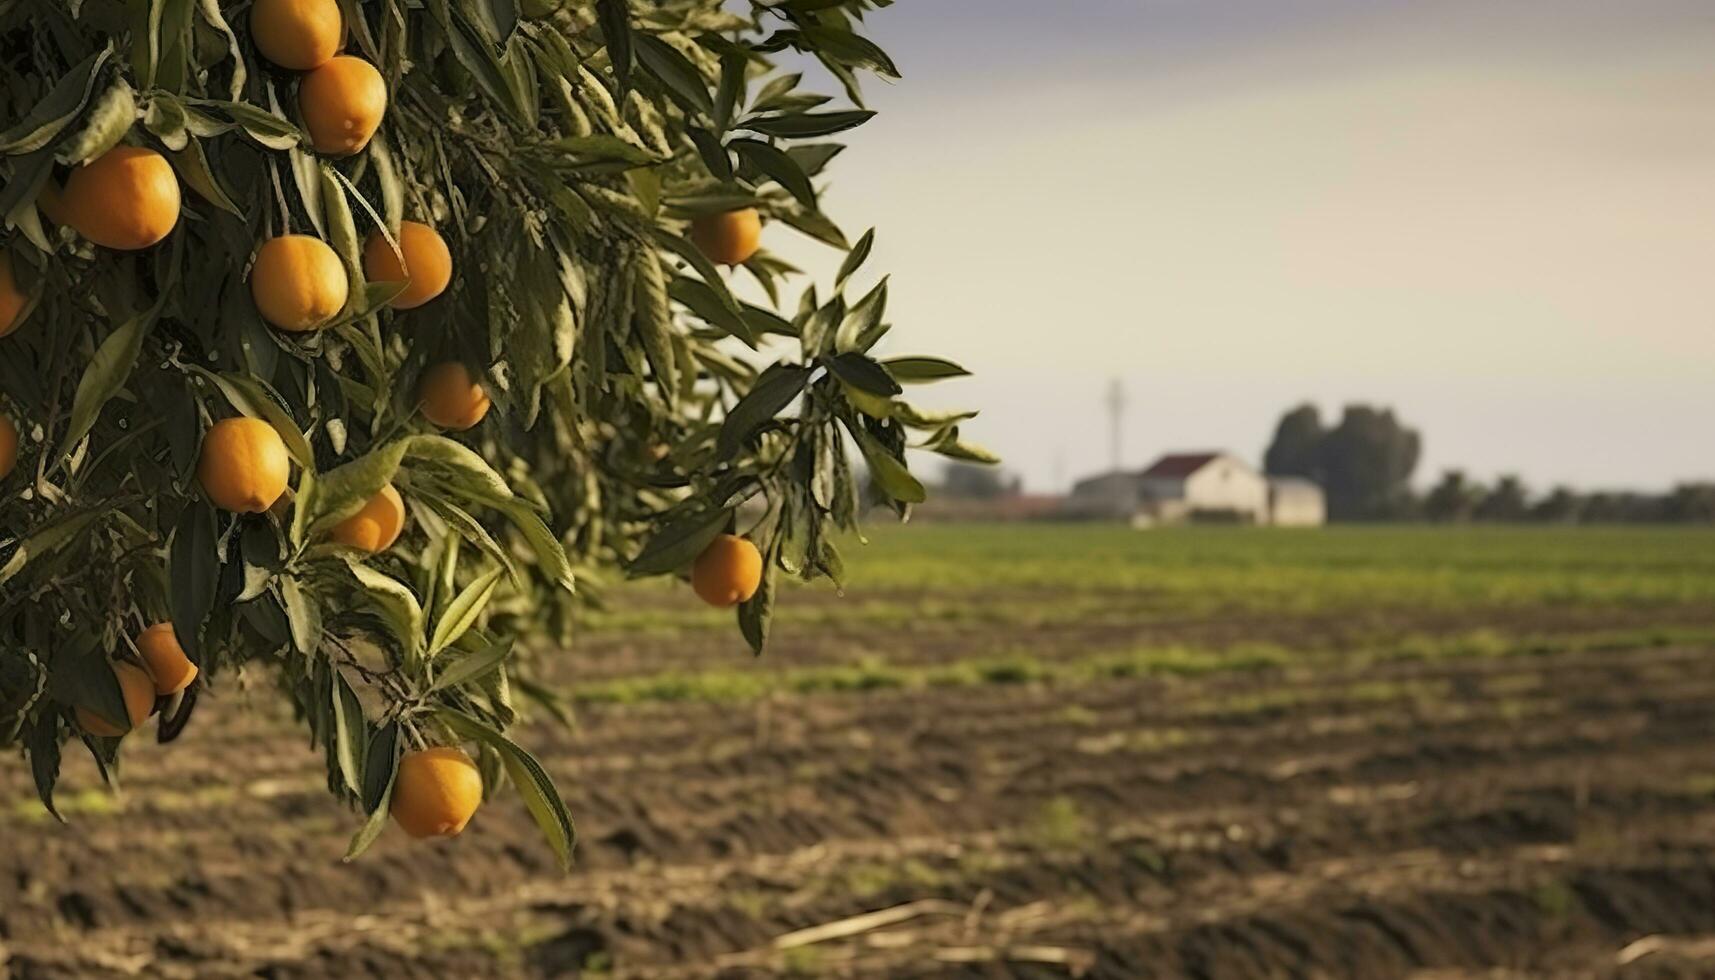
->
[7, 523, 1715, 977]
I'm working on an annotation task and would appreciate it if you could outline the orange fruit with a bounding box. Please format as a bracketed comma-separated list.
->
[691, 534, 763, 607]
[391, 746, 483, 839]
[362, 221, 452, 309]
[198, 417, 291, 513]
[299, 55, 386, 156]
[0, 414, 16, 481]
[0, 253, 29, 338]
[250, 0, 342, 70]
[329, 483, 406, 552]
[136, 623, 198, 695]
[250, 234, 349, 331]
[418, 362, 490, 430]
[688, 208, 762, 266]
[61, 146, 181, 250]
[75, 662, 156, 738]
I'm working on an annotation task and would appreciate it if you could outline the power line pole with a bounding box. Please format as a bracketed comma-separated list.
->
[1106, 378, 1125, 472]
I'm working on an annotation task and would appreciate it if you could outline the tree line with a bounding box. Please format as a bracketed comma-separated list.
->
[1265, 404, 1714, 524]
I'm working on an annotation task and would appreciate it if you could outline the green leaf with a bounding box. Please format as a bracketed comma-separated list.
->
[716, 364, 812, 458]
[306, 442, 410, 537]
[429, 637, 514, 693]
[280, 575, 324, 656]
[738, 559, 776, 655]
[741, 110, 873, 139]
[0, 46, 113, 155]
[850, 425, 926, 504]
[438, 709, 576, 871]
[184, 98, 300, 150]
[404, 435, 515, 503]
[825, 351, 901, 397]
[166, 138, 241, 216]
[596, 0, 633, 96]
[713, 50, 747, 132]
[800, 26, 901, 78]
[27, 715, 64, 823]
[632, 34, 711, 115]
[169, 503, 219, 662]
[729, 138, 816, 209]
[57, 77, 137, 166]
[627, 507, 731, 577]
[191, 369, 314, 469]
[0, 508, 108, 587]
[58, 310, 150, 461]
[343, 722, 399, 862]
[882, 356, 971, 383]
[495, 499, 575, 593]
[428, 566, 503, 656]
[330, 670, 365, 796]
[348, 561, 426, 668]
[836, 228, 874, 288]
[835, 277, 887, 353]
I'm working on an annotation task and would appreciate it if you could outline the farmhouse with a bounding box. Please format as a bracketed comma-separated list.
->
[1066, 451, 1326, 526]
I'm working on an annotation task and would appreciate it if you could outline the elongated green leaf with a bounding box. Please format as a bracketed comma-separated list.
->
[57, 77, 137, 166]
[404, 435, 515, 504]
[59, 312, 150, 460]
[882, 356, 971, 383]
[632, 34, 710, 114]
[836, 228, 874, 288]
[741, 109, 873, 139]
[279, 574, 322, 655]
[169, 503, 219, 662]
[730, 137, 816, 209]
[166, 138, 241, 216]
[330, 670, 365, 795]
[306, 442, 410, 536]
[428, 566, 502, 655]
[191, 369, 314, 469]
[0, 47, 113, 155]
[348, 561, 425, 668]
[343, 723, 399, 862]
[716, 364, 811, 458]
[826, 351, 901, 397]
[850, 425, 926, 504]
[429, 637, 513, 693]
[438, 709, 575, 870]
[627, 506, 730, 577]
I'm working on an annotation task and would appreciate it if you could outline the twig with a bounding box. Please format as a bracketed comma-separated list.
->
[772, 899, 966, 950]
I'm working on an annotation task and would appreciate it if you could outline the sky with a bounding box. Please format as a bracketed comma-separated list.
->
[765, 0, 1715, 494]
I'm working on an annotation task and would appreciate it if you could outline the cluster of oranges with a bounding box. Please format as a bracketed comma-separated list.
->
[2, 0, 781, 843]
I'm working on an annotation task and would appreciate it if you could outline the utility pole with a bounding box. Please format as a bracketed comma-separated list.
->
[1105, 378, 1125, 472]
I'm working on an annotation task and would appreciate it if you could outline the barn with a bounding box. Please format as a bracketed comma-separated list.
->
[1066, 451, 1325, 526]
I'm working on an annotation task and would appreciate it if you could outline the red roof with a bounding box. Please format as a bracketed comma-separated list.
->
[1139, 452, 1224, 479]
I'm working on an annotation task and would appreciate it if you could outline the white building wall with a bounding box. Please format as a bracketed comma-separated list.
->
[1269, 482, 1327, 527]
[1182, 455, 1269, 522]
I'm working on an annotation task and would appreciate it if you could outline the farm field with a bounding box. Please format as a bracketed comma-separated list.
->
[5, 524, 1715, 978]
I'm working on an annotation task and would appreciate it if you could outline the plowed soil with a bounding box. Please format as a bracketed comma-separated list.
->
[5, 530, 1715, 979]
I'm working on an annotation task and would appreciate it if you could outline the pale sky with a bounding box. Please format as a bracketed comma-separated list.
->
[765, 0, 1715, 494]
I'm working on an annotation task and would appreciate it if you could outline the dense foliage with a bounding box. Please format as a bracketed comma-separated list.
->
[0, 0, 986, 863]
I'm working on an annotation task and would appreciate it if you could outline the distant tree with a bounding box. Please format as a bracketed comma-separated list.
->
[1424, 470, 1483, 523]
[1663, 484, 1715, 523]
[1317, 405, 1422, 521]
[941, 462, 1020, 501]
[1475, 475, 1531, 522]
[1531, 487, 1585, 523]
[1264, 404, 1326, 481]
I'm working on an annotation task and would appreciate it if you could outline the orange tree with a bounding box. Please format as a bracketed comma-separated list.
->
[0, 0, 990, 864]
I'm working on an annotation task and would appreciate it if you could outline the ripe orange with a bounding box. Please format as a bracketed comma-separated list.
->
[250, 0, 342, 70]
[61, 146, 181, 250]
[418, 362, 490, 430]
[136, 623, 198, 695]
[362, 221, 452, 309]
[0, 253, 29, 338]
[691, 534, 763, 607]
[689, 208, 762, 266]
[198, 417, 291, 513]
[299, 55, 387, 156]
[391, 746, 483, 838]
[250, 234, 349, 331]
[75, 662, 156, 738]
[329, 483, 406, 552]
[0, 414, 16, 481]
